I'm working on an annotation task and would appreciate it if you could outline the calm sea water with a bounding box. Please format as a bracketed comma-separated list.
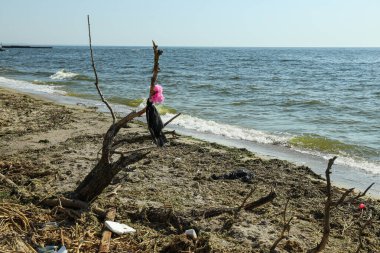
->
[1, 46, 379, 177]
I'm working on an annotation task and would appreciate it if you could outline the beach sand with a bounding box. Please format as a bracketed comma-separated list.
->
[0, 87, 379, 252]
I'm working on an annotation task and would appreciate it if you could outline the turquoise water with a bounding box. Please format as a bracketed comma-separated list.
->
[0, 47, 379, 177]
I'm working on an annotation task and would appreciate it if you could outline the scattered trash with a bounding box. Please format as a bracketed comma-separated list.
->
[105, 221, 136, 235]
[57, 245, 67, 253]
[359, 203, 366, 210]
[211, 168, 254, 183]
[38, 245, 67, 253]
[174, 157, 182, 163]
[42, 221, 59, 229]
[185, 229, 197, 239]
[38, 245, 58, 253]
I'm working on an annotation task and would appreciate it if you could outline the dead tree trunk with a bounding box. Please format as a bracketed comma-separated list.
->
[74, 103, 147, 201]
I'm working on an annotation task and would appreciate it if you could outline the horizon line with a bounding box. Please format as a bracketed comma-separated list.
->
[2, 43, 380, 49]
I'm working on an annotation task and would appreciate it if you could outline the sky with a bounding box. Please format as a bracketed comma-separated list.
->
[1, 0, 380, 47]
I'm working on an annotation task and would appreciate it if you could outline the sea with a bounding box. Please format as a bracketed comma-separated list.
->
[1, 46, 379, 195]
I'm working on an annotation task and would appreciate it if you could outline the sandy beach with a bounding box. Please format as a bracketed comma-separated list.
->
[0, 87, 379, 252]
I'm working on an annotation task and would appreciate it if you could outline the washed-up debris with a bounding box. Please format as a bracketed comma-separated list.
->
[105, 221, 136, 235]
[42, 221, 59, 229]
[38, 245, 67, 253]
[211, 168, 254, 183]
[38, 245, 58, 253]
[184, 229, 197, 240]
[57, 245, 67, 253]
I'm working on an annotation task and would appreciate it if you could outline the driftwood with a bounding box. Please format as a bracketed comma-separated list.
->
[0, 172, 19, 189]
[87, 15, 116, 124]
[308, 157, 374, 253]
[195, 189, 276, 219]
[98, 208, 116, 253]
[42, 197, 89, 210]
[308, 157, 337, 253]
[73, 17, 167, 202]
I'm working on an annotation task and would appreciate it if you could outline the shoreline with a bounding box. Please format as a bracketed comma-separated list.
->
[1, 87, 379, 252]
[1, 80, 378, 197]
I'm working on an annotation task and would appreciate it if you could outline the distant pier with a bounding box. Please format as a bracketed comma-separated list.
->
[3, 45, 53, 49]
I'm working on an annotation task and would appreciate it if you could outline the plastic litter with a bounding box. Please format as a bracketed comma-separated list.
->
[105, 220, 136, 235]
[211, 168, 254, 183]
[38, 245, 58, 253]
[38, 245, 67, 253]
[185, 229, 197, 239]
[42, 221, 59, 229]
[57, 246, 67, 253]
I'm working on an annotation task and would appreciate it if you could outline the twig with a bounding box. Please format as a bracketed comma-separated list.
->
[164, 113, 182, 128]
[87, 15, 116, 124]
[112, 145, 155, 155]
[0, 172, 20, 190]
[270, 199, 294, 252]
[236, 187, 256, 215]
[221, 187, 256, 231]
[332, 187, 355, 207]
[352, 183, 375, 201]
[149, 41, 161, 99]
[201, 190, 276, 219]
[308, 156, 337, 253]
[244, 190, 277, 211]
[98, 208, 116, 253]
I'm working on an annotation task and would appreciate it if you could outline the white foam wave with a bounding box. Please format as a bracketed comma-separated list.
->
[162, 113, 290, 145]
[50, 69, 79, 80]
[0, 76, 66, 95]
[293, 147, 380, 175]
[161, 112, 380, 175]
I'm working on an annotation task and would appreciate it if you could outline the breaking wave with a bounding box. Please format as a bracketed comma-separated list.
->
[0, 76, 66, 94]
[162, 113, 380, 174]
[50, 69, 92, 81]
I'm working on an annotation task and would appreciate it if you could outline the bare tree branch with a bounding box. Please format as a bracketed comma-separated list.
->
[352, 183, 375, 201]
[164, 113, 182, 128]
[332, 187, 355, 207]
[87, 15, 116, 124]
[149, 41, 161, 99]
[200, 190, 276, 219]
[98, 208, 116, 253]
[308, 156, 337, 253]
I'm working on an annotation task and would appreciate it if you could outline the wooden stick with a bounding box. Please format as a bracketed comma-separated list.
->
[308, 156, 337, 253]
[98, 208, 116, 253]
[244, 190, 277, 211]
[202, 190, 276, 219]
[164, 113, 182, 128]
[332, 187, 355, 207]
[352, 183, 375, 200]
[236, 187, 256, 215]
[149, 41, 161, 99]
[0, 172, 19, 190]
[42, 197, 89, 209]
[87, 15, 116, 124]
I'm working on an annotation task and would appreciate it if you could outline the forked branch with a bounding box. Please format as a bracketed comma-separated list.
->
[308, 156, 337, 253]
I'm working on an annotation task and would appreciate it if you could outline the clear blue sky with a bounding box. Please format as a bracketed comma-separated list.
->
[1, 0, 380, 47]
